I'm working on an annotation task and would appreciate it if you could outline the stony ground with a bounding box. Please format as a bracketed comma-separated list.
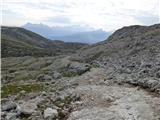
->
[67, 67, 160, 120]
[1, 56, 160, 120]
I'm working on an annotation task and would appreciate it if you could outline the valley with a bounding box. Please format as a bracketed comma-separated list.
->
[1, 24, 160, 120]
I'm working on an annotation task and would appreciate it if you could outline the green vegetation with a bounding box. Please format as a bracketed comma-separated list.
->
[14, 72, 31, 81]
[58, 109, 67, 119]
[2, 70, 43, 82]
[14, 71, 41, 81]
[62, 71, 78, 77]
[1, 83, 44, 98]
[91, 63, 100, 68]
[54, 96, 74, 109]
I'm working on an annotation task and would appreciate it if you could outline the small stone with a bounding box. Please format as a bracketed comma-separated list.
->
[44, 75, 52, 81]
[125, 105, 131, 110]
[17, 102, 37, 115]
[91, 97, 94, 101]
[128, 112, 133, 115]
[102, 96, 114, 102]
[44, 107, 58, 119]
[19, 90, 26, 94]
[53, 71, 61, 79]
[41, 91, 47, 96]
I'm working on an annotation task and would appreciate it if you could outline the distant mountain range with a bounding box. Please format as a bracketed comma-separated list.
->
[22, 23, 111, 44]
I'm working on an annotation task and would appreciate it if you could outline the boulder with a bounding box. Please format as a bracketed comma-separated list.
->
[68, 62, 91, 75]
[43, 107, 58, 119]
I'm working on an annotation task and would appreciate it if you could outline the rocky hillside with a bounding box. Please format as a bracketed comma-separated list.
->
[1, 26, 87, 57]
[73, 24, 160, 92]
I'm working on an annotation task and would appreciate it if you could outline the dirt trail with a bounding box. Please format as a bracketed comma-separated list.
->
[67, 68, 160, 120]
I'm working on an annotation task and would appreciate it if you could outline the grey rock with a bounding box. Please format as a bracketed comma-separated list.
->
[147, 80, 159, 89]
[68, 62, 91, 75]
[44, 75, 52, 81]
[6, 112, 18, 120]
[53, 71, 61, 79]
[36, 74, 45, 81]
[138, 79, 147, 87]
[43, 107, 58, 119]
[2, 102, 17, 111]
[41, 91, 47, 95]
[17, 102, 37, 115]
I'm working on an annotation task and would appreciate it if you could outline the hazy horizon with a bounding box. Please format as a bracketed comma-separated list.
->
[1, 0, 159, 32]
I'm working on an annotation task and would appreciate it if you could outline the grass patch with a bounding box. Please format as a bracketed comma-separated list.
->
[54, 96, 73, 109]
[13, 70, 42, 81]
[1, 83, 44, 98]
[14, 73, 31, 81]
[62, 71, 78, 77]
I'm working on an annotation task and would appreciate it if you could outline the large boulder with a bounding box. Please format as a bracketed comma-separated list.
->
[69, 62, 91, 75]
[62, 62, 91, 77]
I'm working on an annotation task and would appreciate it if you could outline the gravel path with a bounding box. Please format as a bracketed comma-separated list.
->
[68, 68, 160, 120]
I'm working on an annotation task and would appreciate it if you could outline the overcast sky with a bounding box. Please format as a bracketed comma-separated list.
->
[1, 0, 160, 31]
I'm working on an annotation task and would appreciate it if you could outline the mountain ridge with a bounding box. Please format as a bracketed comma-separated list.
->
[1, 26, 87, 57]
[50, 29, 109, 44]
[22, 23, 111, 43]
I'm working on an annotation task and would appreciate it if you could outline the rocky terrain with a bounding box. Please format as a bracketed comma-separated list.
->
[1, 24, 160, 120]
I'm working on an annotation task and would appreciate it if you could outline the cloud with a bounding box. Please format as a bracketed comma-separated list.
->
[131, 11, 159, 25]
[2, 0, 159, 31]
[47, 16, 71, 25]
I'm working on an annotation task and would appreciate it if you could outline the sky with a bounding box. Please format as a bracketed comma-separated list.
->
[1, 0, 160, 31]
